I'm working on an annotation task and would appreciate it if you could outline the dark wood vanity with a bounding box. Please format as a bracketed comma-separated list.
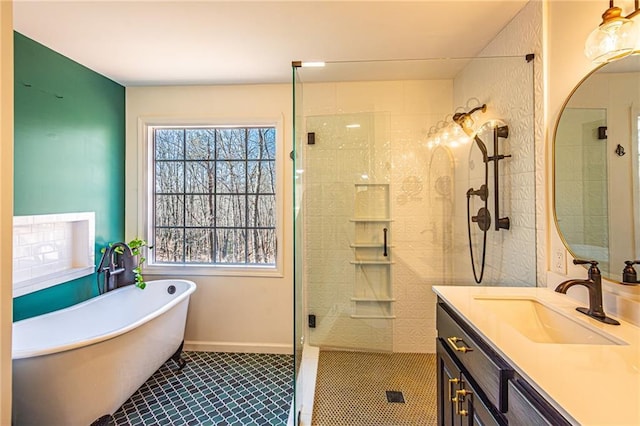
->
[436, 299, 571, 425]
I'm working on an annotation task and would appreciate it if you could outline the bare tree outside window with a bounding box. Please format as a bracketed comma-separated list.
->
[152, 126, 276, 266]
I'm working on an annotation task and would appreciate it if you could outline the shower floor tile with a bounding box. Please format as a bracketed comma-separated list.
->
[312, 351, 437, 425]
[111, 351, 293, 426]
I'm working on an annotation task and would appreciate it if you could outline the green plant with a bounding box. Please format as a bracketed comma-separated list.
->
[127, 238, 152, 289]
[101, 238, 152, 290]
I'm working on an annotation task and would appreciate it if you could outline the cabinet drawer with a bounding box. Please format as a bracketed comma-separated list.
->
[437, 303, 511, 412]
[462, 372, 505, 426]
[507, 379, 572, 426]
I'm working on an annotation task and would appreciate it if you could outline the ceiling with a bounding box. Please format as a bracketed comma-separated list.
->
[13, 1, 530, 86]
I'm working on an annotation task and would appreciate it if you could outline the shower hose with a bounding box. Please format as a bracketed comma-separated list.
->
[467, 161, 489, 284]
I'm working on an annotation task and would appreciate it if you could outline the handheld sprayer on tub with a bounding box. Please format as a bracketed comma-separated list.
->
[96, 242, 137, 294]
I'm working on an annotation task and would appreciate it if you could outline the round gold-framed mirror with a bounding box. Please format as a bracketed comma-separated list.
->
[553, 55, 640, 283]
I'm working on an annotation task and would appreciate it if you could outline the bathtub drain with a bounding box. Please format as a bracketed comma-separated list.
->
[167, 285, 176, 295]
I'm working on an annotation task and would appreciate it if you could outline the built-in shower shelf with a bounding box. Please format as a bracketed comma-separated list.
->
[350, 243, 395, 248]
[350, 314, 397, 319]
[350, 183, 394, 320]
[350, 297, 396, 302]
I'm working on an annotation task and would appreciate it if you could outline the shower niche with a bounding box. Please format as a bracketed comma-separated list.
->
[349, 184, 395, 319]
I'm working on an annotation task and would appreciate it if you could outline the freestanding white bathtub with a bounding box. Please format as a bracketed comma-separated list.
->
[12, 279, 197, 426]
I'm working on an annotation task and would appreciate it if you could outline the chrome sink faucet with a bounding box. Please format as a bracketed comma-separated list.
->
[555, 259, 620, 325]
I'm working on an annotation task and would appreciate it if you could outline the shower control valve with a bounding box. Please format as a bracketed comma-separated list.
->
[472, 207, 491, 232]
[466, 184, 488, 201]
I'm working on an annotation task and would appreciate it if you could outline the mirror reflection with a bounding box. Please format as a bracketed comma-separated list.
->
[554, 55, 640, 282]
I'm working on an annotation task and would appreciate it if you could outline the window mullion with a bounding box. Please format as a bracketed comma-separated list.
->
[213, 129, 218, 264]
[245, 128, 249, 264]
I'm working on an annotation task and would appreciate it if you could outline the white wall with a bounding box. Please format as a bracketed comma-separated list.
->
[545, 0, 640, 325]
[125, 84, 293, 353]
[0, 0, 13, 422]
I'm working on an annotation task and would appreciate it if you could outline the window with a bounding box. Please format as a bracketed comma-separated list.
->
[149, 125, 277, 268]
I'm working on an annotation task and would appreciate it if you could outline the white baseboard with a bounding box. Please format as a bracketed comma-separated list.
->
[184, 340, 293, 354]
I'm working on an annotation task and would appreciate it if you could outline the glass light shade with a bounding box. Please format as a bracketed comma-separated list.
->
[585, 17, 640, 63]
[453, 125, 471, 145]
[459, 116, 477, 137]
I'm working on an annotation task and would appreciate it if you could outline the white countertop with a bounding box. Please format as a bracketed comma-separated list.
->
[433, 286, 640, 426]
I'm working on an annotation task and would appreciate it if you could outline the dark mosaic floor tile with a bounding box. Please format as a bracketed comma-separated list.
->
[113, 351, 293, 426]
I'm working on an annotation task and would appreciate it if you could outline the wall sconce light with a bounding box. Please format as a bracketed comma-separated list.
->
[585, 0, 640, 63]
[425, 101, 486, 149]
[453, 104, 487, 136]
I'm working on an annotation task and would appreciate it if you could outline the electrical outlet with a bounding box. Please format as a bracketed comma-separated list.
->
[553, 248, 566, 275]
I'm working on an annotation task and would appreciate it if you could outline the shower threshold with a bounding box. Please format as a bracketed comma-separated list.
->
[288, 344, 320, 426]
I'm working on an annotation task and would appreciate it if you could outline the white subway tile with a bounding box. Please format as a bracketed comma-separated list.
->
[13, 212, 96, 296]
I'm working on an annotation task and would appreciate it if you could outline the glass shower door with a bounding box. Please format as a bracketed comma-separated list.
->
[303, 112, 394, 352]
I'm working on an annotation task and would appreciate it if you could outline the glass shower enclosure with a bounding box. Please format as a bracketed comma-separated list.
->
[292, 56, 535, 424]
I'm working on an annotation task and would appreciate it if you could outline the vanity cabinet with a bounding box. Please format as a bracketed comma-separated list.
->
[437, 339, 504, 425]
[436, 299, 571, 426]
[506, 379, 566, 426]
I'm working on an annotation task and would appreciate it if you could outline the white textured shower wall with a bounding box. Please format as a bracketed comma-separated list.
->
[450, 0, 542, 288]
[302, 80, 453, 353]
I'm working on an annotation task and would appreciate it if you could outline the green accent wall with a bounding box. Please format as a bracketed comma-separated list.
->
[13, 32, 125, 321]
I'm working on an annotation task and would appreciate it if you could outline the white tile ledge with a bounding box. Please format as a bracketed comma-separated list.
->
[13, 266, 94, 298]
[13, 212, 95, 297]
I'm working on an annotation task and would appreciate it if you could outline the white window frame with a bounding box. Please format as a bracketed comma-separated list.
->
[137, 117, 284, 278]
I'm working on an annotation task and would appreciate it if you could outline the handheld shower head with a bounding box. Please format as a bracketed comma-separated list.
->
[474, 135, 489, 163]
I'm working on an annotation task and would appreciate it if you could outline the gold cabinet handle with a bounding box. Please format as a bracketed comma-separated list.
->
[448, 377, 459, 402]
[455, 388, 472, 417]
[447, 336, 473, 353]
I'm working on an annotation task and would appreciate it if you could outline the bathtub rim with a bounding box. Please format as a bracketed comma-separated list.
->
[12, 279, 196, 360]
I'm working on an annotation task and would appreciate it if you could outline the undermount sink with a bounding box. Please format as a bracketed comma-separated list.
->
[473, 296, 626, 345]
